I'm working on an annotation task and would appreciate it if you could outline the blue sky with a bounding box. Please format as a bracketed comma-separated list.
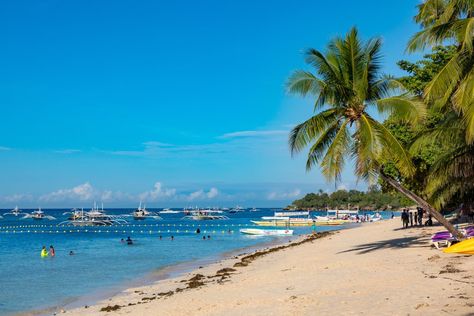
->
[0, 0, 422, 207]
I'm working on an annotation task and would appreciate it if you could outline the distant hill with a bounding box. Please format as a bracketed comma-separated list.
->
[289, 187, 411, 210]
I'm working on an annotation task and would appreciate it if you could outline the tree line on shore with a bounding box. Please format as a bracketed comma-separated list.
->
[289, 187, 411, 211]
[287, 0, 474, 238]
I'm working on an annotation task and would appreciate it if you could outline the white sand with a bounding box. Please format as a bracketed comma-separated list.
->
[64, 219, 474, 315]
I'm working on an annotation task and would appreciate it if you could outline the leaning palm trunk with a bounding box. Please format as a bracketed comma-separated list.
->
[379, 173, 464, 239]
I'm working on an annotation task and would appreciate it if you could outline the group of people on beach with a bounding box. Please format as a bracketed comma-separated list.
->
[401, 207, 432, 228]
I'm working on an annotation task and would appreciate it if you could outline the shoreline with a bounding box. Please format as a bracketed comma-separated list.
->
[61, 234, 297, 312]
[59, 233, 327, 315]
[63, 219, 473, 315]
[19, 232, 302, 316]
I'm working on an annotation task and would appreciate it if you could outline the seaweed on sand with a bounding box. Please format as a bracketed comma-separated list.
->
[233, 232, 332, 268]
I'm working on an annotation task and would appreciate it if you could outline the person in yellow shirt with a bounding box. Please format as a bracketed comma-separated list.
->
[41, 246, 48, 258]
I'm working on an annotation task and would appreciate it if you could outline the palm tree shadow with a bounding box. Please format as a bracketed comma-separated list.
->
[337, 234, 429, 255]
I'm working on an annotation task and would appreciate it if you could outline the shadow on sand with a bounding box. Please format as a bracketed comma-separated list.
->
[337, 230, 430, 255]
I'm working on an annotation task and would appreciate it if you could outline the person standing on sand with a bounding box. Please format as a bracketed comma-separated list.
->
[414, 212, 418, 226]
[417, 207, 424, 226]
[409, 211, 414, 227]
[401, 210, 409, 228]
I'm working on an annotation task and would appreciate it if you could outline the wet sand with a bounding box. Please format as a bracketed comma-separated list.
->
[64, 219, 474, 315]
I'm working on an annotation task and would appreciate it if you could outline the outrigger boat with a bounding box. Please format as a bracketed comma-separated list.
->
[59, 204, 128, 226]
[23, 208, 56, 220]
[252, 211, 316, 227]
[240, 228, 293, 236]
[63, 208, 84, 220]
[182, 210, 228, 220]
[132, 202, 161, 220]
[158, 208, 180, 214]
[3, 206, 27, 217]
[228, 206, 244, 214]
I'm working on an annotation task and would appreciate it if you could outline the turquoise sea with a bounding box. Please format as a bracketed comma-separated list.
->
[0, 208, 390, 315]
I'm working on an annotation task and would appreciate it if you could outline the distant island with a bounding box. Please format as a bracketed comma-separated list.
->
[288, 187, 411, 211]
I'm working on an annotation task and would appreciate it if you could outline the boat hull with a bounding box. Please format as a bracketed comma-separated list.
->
[240, 228, 293, 236]
[251, 220, 313, 227]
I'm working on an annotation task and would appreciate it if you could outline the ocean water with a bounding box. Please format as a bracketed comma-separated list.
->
[0, 208, 389, 315]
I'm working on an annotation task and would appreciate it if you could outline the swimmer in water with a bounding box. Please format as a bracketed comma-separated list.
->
[126, 236, 133, 245]
[171, 235, 174, 241]
[49, 245, 55, 257]
[69, 251, 74, 255]
[41, 246, 48, 258]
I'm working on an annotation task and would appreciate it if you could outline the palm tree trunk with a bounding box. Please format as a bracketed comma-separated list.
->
[379, 173, 464, 239]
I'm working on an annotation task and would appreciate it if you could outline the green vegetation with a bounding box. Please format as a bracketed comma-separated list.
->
[290, 187, 411, 210]
[286, 0, 474, 238]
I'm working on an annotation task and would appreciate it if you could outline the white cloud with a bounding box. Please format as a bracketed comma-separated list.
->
[220, 130, 288, 139]
[187, 187, 220, 201]
[207, 187, 219, 198]
[188, 190, 204, 200]
[40, 182, 95, 202]
[0, 193, 33, 203]
[267, 189, 301, 200]
[139, 182, 177, 201]
[337, 184, 348, 191]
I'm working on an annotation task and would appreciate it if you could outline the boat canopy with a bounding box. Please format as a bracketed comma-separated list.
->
[261, 216, 290, 220]
[327, 210, 359, 215]
[274, 211, 309, 217]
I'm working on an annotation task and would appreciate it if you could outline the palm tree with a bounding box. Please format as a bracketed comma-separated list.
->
[407, 0, 474, 144]
[411, 112, 474, 209]
[288, 27, 463, 238]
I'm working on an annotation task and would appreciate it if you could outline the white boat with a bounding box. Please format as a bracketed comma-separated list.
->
[228, 206, 244, 214]
[159, 208, 180, 214]
[240, 228, 293, 236]
[59, 204, 128, 226]
[182, 210, 228, 220]
[4, 206, 27, 217]
[369, 212, 382, 222]
[252, 211, 316, 227]
[131, 202, 161, 220]
[23, 208, 56, 220]
[249, 208, 259, 212]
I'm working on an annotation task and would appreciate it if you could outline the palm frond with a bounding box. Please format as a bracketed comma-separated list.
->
[288, 109, 338, 156]
[320, 119, 351, 182]
[376, 95, 427, 124]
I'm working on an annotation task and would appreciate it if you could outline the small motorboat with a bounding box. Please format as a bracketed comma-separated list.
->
[240, 228, 293, 236]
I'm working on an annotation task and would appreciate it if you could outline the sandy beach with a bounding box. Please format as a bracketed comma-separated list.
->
[63, 219, 474, 316]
